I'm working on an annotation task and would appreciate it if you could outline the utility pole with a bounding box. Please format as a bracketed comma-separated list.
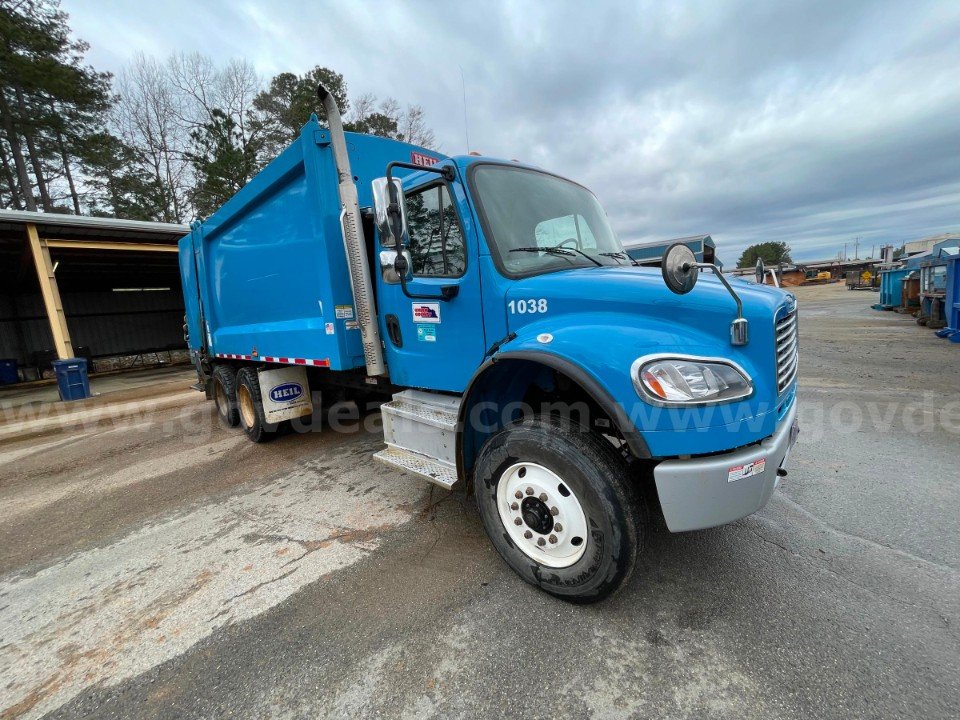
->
[843, 242, 847, 261]
[854, 236, 860, 260]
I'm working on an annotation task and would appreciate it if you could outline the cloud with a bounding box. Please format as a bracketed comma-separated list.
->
[64, 0, 960, 262]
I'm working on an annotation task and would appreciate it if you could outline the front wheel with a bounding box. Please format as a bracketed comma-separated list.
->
[474, 415, 646, 603]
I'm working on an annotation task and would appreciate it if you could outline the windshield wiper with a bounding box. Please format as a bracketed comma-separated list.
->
[511, 245, 602, 267]
[599, 251, 640, 266]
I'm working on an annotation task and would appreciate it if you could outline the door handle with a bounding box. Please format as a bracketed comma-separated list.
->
[385, 314, 402, 347]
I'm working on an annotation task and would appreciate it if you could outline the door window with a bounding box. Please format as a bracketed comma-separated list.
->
[404, 184, 466, 277]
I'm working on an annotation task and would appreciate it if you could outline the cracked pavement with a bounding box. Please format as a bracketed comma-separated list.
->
[1, 282, 958, 719]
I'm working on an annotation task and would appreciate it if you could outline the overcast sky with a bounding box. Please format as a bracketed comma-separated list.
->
[62, 0, 959, 263]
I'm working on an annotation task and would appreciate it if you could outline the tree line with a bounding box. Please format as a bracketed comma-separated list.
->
[0, 0, 436, 222]
[736, 241, 792, 268]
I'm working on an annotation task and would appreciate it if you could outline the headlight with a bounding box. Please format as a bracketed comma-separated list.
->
[631, 355, 753, 405]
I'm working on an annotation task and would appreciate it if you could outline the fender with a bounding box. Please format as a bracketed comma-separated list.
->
[457, 348, 652, 476]
[458, 312, 782, 475]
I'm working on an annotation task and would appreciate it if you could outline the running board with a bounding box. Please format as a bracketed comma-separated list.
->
[374, 447, 457, 490]
[377, 390, 461, 489]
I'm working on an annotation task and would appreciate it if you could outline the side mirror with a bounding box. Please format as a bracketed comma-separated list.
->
[755, 257, 765, 284]
[661, 243, 699, 295]
[661, 242, 750, 346]
[371, 177, 407, 248]
[379, 249, 412, 284]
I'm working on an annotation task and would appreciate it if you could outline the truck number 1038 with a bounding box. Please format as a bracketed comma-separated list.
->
[508, 299, 548, 314]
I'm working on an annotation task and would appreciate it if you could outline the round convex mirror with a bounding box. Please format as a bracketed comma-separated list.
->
[661, 243, 699, 295]
[755, 257, 765, 284]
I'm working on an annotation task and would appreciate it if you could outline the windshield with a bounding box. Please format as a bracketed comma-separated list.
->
[470, 165, 627, 277]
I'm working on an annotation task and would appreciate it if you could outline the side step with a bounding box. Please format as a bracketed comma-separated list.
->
[373, 447, 457, 490]
[376, 390, 461, 489]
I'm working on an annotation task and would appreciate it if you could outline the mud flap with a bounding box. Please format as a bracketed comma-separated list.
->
[257, 366, 313, 424]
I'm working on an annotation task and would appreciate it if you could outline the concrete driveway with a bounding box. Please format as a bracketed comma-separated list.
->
[1, 284, 958, 719]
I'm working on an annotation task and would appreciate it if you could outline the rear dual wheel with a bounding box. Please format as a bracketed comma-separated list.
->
[235, 367, 279, 443]
[212, 365, 239, 428]
[474, 415, 647, 603]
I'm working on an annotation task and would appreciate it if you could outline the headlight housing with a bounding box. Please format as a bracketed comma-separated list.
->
[631, 355, 753, 405]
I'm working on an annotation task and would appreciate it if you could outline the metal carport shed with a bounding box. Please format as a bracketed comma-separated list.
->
[0, 210, 188, 381]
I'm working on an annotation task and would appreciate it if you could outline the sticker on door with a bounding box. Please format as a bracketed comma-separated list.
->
[416, 324, 437, 342]
[412, 302, 441, 323]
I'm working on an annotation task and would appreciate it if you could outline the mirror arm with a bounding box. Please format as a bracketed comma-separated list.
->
[385, 160, 460, 302]
[687, 262, 749, 346]
[386, 160, 456, 187]
[688, 263, 743, 320]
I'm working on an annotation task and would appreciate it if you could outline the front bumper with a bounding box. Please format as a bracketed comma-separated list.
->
[653, 401, 799, 532]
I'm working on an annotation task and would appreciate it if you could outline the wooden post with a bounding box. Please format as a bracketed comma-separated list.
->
[25, 223, 74, 359]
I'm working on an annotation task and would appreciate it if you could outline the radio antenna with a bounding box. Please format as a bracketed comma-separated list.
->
[459, 65, 471, 153]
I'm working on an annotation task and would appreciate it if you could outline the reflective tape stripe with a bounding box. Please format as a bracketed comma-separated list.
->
[214, 353, 330, 368]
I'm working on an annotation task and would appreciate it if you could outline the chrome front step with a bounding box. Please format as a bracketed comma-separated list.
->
[376, 390, 461, 489]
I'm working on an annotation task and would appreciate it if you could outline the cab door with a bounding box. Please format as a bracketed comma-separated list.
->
[376, 179, 486, 391]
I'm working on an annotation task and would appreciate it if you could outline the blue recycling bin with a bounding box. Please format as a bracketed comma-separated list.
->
[0, 358, 18, 385]
[52, 358, 92, 401]
[946, 255, 960, 343]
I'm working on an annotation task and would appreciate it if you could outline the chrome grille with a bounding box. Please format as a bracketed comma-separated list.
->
[775, 307, 798, 394]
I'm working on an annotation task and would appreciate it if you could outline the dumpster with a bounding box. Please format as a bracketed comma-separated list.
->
[52, 358, 92, 401]
[878, 268, 908, 309]
[939, 254, 960, 343]
[900, 273, 921, 313]
[0, 358, 18, 385]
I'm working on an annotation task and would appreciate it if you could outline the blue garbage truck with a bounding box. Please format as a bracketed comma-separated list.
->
[179, 85, 799, 602]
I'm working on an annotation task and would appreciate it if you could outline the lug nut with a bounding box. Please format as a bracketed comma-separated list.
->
[548, 535, 557, 544]
[510, 502, 519, 511]
[539, 492, 547, 502]
[554, 523, 563, 532]
[525, 487, 534, 495]
[524, 530, 533, 539]
[537, 537, 546, 546]
[514, 490, 523, 500]
[550, 506, 559, 516]
[514, 518, 522, 526]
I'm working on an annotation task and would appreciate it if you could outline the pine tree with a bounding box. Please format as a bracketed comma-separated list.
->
[251, 66, 349, 160]
[0, 0, 111, 213]
[186, 109, 262, 218]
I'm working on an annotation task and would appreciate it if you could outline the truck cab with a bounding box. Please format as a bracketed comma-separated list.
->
[181, 85, 799, 602]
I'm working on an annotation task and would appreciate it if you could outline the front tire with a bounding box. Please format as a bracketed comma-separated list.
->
[474, 415, 645, 603]
[235, 367, 279, 443]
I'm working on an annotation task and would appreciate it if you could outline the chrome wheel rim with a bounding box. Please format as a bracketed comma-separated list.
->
[496, 462, 588, 568]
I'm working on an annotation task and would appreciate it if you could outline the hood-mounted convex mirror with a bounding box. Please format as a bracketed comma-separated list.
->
[660, 242, 749, 346]
[661, 243, 699, 295]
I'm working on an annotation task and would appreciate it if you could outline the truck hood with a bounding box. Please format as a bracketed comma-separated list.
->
[506, 265, 791, 336]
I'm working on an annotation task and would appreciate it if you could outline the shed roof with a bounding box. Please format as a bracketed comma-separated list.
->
[622, 234, 712, 250]
[0, 209, 188, 244]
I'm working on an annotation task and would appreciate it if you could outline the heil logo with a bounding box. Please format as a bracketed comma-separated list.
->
[270, 382, 304, 403]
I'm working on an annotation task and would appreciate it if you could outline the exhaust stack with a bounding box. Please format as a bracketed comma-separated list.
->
[317, 84, 385, 376]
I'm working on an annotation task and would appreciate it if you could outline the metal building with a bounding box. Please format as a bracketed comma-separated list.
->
[623, 235, 719, 267]
[0, 210, 188, 381]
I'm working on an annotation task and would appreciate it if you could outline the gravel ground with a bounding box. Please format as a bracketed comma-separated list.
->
[1, 282, 958, 719]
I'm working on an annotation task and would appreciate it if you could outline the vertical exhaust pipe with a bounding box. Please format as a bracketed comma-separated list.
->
[317, 84, 385, 376]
